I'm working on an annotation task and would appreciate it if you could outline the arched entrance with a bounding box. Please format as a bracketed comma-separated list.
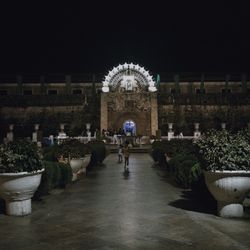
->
[123, 120, 136, 136]
[100, 63, 158, 136]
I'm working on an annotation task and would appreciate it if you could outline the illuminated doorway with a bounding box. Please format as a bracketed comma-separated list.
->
[123, 120, 136, 136]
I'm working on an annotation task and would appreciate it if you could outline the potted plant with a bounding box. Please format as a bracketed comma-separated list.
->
[194, 129, 250, 217]
[0, 140, 44, 216]
[57, 140, 91, 181]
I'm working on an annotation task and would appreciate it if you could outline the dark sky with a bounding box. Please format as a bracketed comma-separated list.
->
[0, 2, 249, 75]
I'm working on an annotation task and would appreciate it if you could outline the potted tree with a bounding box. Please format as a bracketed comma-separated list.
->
[0, 140, 44, 216]
[194, 129, 250, 218]
[57, 140, 91, 181]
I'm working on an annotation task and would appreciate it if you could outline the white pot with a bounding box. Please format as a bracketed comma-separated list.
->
[70, 159, 84, 181]
[0, 169, 44, 216]
[168, 123, 173, 131]
[82, 154, 91, 173]
[204, 170, 250, 218]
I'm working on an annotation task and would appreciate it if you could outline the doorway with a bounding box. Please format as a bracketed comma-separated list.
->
[123, 120, 136, 136]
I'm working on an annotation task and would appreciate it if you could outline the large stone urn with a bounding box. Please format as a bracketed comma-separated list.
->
[204, 170, 250, 218]
[81, 154, 91, 174]
[0, 169, 44, 216]
[70, 159, 84, 181]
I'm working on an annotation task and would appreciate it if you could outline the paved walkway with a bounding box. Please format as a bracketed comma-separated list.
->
[0, 153, 250, 249]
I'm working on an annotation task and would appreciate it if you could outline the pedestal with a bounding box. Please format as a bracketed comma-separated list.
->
[168, 132, 174, 141]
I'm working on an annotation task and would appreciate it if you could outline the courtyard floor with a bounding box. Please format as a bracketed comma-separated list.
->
[0, 153, 250, 249]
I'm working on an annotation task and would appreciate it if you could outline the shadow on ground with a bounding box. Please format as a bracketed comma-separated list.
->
[0, 199, 5, 215]
[169, 189, 217, 215]
[154, 166, 217, 215]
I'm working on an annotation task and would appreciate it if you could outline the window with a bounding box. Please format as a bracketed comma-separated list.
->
[23, 90, 33, 95]
[195, 88, 206, 94]
[72, 89, 82, 95]
[47, 89, 58, 95]
[170, 88, 176, 94]
[221, 88, 231, 94]
[0, 90, 7, 96]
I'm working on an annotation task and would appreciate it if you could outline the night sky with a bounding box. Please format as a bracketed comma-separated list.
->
[0, 2, 249, 75]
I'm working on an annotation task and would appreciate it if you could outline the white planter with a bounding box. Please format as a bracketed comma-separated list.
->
[204, 170, 250, 218]
[0, 169, 44, 216]
[168, 123, 173, 131]
[82, 154, 91, 174]
[70, 158, 84, 181]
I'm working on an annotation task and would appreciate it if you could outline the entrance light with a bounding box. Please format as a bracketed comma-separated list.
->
[102, 86, 109, 92]
[148, 86, 157, 92]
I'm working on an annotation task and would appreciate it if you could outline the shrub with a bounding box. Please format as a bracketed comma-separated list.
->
[0, 140, 43, 173]
[163, 139, 195, 158]
[87, 140, 106, 167]
[194, 129, 250, 171]
[169, 153, 199, 188]
[151, 141, 168, 167]
[42, 140, 90, 162]
[34, 161, 72, 199]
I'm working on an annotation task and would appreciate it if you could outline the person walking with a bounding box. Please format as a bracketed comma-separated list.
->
[118, 144, 123, 163]
[123, 141, 130, 172]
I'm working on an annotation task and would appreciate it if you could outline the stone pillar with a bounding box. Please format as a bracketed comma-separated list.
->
[65, 75, 71, 94]
[17, 75, 23, 95]
[174, 74, 180, 94]
[100, 93, 108, 133]
[241, 74, 247, 93]
[40, 75, 46, 94]
[221, 123, 226, 130]
[7, 124, 14, 142]
[151, 93, 158, 136]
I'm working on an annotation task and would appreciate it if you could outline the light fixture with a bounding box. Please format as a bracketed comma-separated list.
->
[148, 86, 157, 92]
[102, 86, 109, 92]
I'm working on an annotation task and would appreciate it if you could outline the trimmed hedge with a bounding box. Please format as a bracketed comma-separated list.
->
[168, 153, 199, 188]
[34, 161, 72, 199]
[87, 140, 106, 168]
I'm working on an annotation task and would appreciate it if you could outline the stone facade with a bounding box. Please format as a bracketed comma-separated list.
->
[0, 73, 249, 140]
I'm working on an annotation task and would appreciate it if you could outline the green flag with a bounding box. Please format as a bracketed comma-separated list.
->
[156, 74, 160, 89]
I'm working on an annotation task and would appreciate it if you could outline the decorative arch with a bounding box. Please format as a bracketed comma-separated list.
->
[102, 63, 157, 92]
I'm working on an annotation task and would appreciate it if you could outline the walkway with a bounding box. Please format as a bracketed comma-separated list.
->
[0, 154, 250, 249]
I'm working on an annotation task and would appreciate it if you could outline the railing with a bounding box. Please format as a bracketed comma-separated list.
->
[0, 93, 249, 107]
[158, 93, 250, 105]
[0, 95, 88, 107]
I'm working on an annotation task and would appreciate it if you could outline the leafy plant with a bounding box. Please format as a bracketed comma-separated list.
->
[0, 140, 43, 173]
[34, 161, 72, 199]
[168, 153, 198, 188]
[194, 129, 250, 171]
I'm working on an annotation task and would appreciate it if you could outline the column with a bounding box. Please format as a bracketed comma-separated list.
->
[100, 93, 108, 133]
[151, 93, 158, 136]
[17, 75, 23, 95]
[65, 75, 71, 94]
